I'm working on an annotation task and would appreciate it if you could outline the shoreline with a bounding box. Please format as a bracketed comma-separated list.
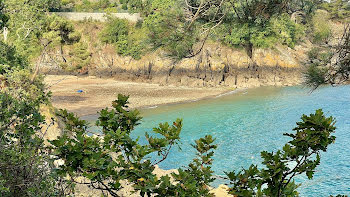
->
[45, 75, 233, 117]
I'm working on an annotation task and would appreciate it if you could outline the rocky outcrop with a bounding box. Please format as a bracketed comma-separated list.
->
[41, 41, 312, 89]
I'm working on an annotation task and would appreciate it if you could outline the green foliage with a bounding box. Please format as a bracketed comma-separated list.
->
[42, 14, 81, 48]
[100, 17, 145, 59]
[67, 41, 91, 70]
[221, 13, 304, 54]
[59, 0, 118, 12]
[270, 14, 305, 48]
[288, 0, 323, 17]
[226, 109, 336, 197]
[143, 0, 198, 59]
[307, 47, 333, 63]
[0, 41, 27, 73]
[120, 0, 153, 16]
[0, 0, 7, 29]
[321, 0, 350, 20]
[50, 94, 218, 196]
[155, 135, 217, 197]
[115, 34, 144, 59]
[3, 0, 79, 61]
[0, 41, 46, 99]
[0, 93, 58, 197]
[219, 0, 306, 58]
[0, 41, 61, 196]
[222, 23, 276, 49]
[3, 0, 51, 58]
[99, 17, 129, 44]
[311, 11, 332, 44]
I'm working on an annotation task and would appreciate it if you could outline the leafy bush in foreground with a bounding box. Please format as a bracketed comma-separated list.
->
[50, 94, 217, 196]
[50, 94, 337, 197]
[227, 109, 336, 197]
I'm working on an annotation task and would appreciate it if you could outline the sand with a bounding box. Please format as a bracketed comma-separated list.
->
[44, 75, 230, 117]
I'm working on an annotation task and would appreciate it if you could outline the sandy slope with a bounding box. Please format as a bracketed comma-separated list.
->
[45, 75, 229, 117]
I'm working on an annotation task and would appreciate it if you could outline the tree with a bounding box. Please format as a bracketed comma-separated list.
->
[42, 14, 81, 48]
[142, 0, 227, 59]
[50, 94, 218, 196]
[99, 17, 129, 44]
[305, 24, 350, 89]
[226, 109, 336, 197]
[0, 93, 57, 197]
[322, 0, 350, 20]
[219, 0, 305, 59]
[0, 40, 64, 196]
[0, 41, 27, 73]
[0, 0, 7, 29]
[287, 0, 323, 16]
[67, 41, 91, 71]
[3, 0, 53, 58]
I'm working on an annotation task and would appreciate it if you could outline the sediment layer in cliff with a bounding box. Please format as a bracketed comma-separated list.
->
[41, 38, 311, 88]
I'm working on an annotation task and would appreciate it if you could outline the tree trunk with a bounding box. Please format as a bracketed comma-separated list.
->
[245, 43, 253, 60]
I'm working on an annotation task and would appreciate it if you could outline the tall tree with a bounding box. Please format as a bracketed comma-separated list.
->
[220, 0, 304, 59]
[305, 25, 350, 89]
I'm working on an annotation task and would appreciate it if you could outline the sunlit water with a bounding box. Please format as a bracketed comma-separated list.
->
[83, 85, 350, 196]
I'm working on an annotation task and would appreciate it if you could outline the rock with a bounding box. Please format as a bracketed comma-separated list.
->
[224, 75, 236, 87]
[41, 41, 305, 89]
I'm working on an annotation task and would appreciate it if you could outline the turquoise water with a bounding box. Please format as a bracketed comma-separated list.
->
[129, 85, 350, 196]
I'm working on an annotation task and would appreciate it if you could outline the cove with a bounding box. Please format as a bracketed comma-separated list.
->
[83, 85, 350, 196]
[132, 85, 350, 196]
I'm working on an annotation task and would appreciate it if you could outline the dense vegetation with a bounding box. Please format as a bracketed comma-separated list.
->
[2, 0, 347, 64]
[0, 0, 349, 196]
[0, 46, 339, 195]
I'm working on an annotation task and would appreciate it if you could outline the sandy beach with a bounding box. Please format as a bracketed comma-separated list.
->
[45, 75, 230, 117]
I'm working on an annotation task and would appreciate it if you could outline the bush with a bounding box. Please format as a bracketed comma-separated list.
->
[0, 41, 61, 197]
[99, 17, 129, 44]
[68, 41, 91, 70]
[0, 41, 27, 73]
[311, 11, 332, 44]
[121, 3, 128, 10]
[270, 14, 305, 48]
[222, 14, 304, 50]
[99, 17, 145, 59]
[43, 14, 81, 47]
[321, 0, 350, 20]
[143, 0, 198, 59]
[48, 94, 338, 197]
[307, 47, 322, 60]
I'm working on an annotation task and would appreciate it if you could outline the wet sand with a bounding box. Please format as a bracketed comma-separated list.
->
[45, 75, 230, 117]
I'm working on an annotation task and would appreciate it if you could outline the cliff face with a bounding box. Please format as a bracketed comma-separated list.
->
[41, 36, 312, 89]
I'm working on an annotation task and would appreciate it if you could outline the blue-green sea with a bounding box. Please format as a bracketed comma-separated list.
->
[86, 85, 350, 196]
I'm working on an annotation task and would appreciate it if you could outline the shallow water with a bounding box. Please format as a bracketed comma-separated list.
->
[84, 85, 350, 196]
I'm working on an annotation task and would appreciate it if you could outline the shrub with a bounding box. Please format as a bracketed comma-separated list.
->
[121, 3, 128, 10]
[311, 11, 332, 44]
[321, 0, 350, 20]
[0, 41, 61, 197]
[50, 94, 218, 196]
[270, 14, 305, 48]
[68, 41, 91, 70]
[99, 16, 145, 59]
[99, 17, 129, 44]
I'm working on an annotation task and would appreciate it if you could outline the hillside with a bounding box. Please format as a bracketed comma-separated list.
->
[40, 20, 313, 89]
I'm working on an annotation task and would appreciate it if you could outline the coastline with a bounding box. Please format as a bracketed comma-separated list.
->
[45, 75, 232, 117]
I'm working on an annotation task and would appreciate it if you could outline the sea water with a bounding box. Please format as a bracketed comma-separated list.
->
[132, 85, 350, 196]
[84, 85, 350, 196]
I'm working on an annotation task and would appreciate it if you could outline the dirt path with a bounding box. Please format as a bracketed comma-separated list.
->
[45, 75, 230, 116]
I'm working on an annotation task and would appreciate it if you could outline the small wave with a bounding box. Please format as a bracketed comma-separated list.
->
[216, 88, 247, 98]
[148, 105, 158, 109]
